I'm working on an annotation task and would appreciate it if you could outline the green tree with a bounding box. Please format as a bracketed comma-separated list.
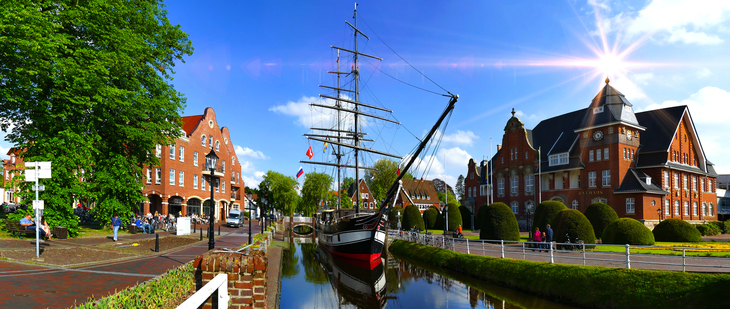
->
[257, 171, 299, 216]
[479, 202, 520, 241]
[300, 172, 333, 216]
[455, 175, 465, 201]
[402, 204, 424, 231]
[440, 202, 462, 231]
[366, 158, 413, 204]
[437, 191, 460, 207]
[423, 206, 440, 229]
[0, 0, 193, 236]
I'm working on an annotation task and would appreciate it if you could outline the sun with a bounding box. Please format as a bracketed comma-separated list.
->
[597, 53, 624, 77]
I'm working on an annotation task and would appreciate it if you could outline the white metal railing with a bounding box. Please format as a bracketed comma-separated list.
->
[388, 231, 730, 273]
[176, 273, 229, 309]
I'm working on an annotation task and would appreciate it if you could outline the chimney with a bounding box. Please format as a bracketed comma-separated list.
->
[497, 145, 502, 151]
[421, 177, 424, 181]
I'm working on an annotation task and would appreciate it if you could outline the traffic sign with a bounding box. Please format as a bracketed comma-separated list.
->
[26, 162, 51, 169]
[33, 200, 44, 210]
[32, 185, 45, 191]
[25, 169, 51, 181]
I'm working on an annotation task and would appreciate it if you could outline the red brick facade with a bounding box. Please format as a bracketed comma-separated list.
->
[142, 107, 244, 221]
[347, 179, 377, 211]
[395, 178, 442, 213]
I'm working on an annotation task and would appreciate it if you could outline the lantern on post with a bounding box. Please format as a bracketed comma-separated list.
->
[205, 149, 219, 250]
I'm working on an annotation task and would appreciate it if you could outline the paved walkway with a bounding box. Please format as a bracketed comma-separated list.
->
[393, 232, 730, 273]
[0, 222, 267, 309]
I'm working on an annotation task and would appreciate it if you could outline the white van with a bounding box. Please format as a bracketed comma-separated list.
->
[226, 209, 244, 228]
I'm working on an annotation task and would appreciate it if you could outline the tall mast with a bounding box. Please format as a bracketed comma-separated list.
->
[336, 50, 342, 211]
[353, 2, 360, 215]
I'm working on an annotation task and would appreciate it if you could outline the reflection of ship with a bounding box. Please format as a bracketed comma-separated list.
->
[316, 246, 388, 309]
[309, 3, 458, 263]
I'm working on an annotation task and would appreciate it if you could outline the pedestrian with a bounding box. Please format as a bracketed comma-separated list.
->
[40, 217, 52, 240]
[533, 227, 542, 252]
[542, 231, 547, 251]
[545, 224, 554, 250]
[110, 213, 122, 242]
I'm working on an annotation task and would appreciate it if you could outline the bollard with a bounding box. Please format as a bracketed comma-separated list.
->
[582, 243, 586, 266]
[550, 242, 554, 264]
[194, 221, 196, 233]
[683, 249, 686, 272]
[218, 225, 220, 236]
[522, 242, 525, 260]
[625, 244, 631, 269]
[154, 233, 159, 252]
[200, 227, 203, 241]
[500, 240, 504, 258]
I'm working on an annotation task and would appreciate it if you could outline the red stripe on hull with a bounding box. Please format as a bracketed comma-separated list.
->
[323, 245, 381, 262]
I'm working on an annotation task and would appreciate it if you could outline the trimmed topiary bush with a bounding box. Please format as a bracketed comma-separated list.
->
[695, 224, 720, 236]
[652, 218, 702, 242]
[438, 202, 462, 231]
[459, 206, 473, 230]
[602, 218, 655, 245]
[402, 204, 424, 231]
[532, 200, 567, 235]
[552, 209, 596, 245]
[480, 202, 520, 241]
[474, 203, 489, 230]
[423, 206, 439, 229]
[584, 202, 619, 239]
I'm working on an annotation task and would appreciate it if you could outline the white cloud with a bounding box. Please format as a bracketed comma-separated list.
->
[434, 129, 479, 146]
[0, 144, 9, 160]
[641, 86, 730, 173]
[696, 68, 712, 78]
[241, 171, 265, 188]
[238, 159, 256, 174]
[269, 95, 368, 129]
[402, 147, 471, 189]
[235, 145, 268, 159]
[625, 0, 730, 45]
[631, 72, 655, 85]
[514, 110, 539, 121]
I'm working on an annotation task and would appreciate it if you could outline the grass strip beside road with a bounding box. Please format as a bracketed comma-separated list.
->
[389, 239, 730, 309]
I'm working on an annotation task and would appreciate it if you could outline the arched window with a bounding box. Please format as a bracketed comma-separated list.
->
[709, 203, 714, 217]
[209, 136, 213, 149]
[572, 200, 579, 210]
[201, 135, 206, 147]
[215, 141, 220, 152]
[692, 202, 698, 216]
[703, 202, 708, 216]
[511, 201, 519, 214]
[511, 176, 519, 194]
[525, 175, 534, 193]
[498, 178, 505, 195]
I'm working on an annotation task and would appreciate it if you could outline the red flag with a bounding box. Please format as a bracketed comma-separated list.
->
[306, 145, 313, 159]
[397, 168, 400, 176]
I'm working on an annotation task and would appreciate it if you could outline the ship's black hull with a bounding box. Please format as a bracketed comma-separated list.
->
[315, 211, 387, 263]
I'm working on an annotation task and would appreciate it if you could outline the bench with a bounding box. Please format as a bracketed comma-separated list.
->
[4, 220, 36, 239]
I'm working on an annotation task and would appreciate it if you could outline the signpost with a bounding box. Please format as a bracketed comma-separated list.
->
[25, 161, 52, 259]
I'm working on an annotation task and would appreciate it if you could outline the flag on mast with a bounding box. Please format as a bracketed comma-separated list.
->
[306, 144, 314, 159]
[370, 172, 376, 181]
[296, 166, 304, 179]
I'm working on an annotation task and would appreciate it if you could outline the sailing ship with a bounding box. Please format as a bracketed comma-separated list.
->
[304, 4, 458, 263]
[316, 245, 388, 309]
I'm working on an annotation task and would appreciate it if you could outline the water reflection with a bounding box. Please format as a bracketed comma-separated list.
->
[280, 242, 576, 309]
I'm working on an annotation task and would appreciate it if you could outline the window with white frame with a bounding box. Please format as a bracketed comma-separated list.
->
[146, 168, 151, 184]
[709, 179, 714, 192]
[194, 175, 199, 189]
[156, 144, 161, 157]
[596, 149, 601, 161]
[215, 141, 220, 152]
[626, 198, 635, 214]
[588, 171, 597, 187]
[701, 178, 705, 192]
[169, 169, 175, 185]
[683, 201, 689, 216]
[526, 201, 534, 213]
[511, 176, 518, 194]
[665, 199, 670, 215]
[179, 146, 184, 162]
[692, 177, 697, 191]
[693, 201, 698, 216]
[222, 181, 225, 193]
[169, 144, 175, 159]
[709, 203, 714, 216]
[215, 178, 219, 192]
[209, 136, 213, 149]
[593, 106, 604, 114]
[498, 178, 504, 195]
[673, 173, 679, 189]
[589, 150, 594, 162]
[201, 135, 206, 147]
[510, 148, 514, 160]
[202, 176, 206, 191]
[604, 148, 608, 160]
[623, 148, 627, 160]
[602, 170, 611, 187]
[194, 151, 198, 166]
[664, 171, 669, 188]
[549, 153, 569, 166]
[703, 202, 707, 216]
[179, 171, 184, 187]
[525, 151, 528, 159]
[572, 200, 579, 210]
[222, 161, 226, 174]
[525, 175, 533, 193]
[683, 175, 688, 190]
[156, 168, 161, 184]
[232, 157, 236, 166]
[511, 201, 519, 214]
[674, 200, 680, 215]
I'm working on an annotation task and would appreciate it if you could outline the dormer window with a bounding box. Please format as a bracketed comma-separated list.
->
[548, 153, 569, 166]
[593, 106, 604, 114]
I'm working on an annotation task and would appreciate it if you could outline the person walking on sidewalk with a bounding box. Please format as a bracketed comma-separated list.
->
[533, 227, 542, 252]
[111, 213, 122, 242]
[545, 224, 554, 251]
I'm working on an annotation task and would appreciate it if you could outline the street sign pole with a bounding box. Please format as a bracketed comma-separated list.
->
[35, 164, 40, 258]
[25, 161, 51, 259]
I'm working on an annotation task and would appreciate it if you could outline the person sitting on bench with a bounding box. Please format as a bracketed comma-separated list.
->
[19, 214, 47, 241]
[135, 216, 148, 234]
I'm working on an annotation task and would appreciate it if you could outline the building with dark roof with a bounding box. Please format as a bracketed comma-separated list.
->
[465, 79, 718, 229]
[395, 178, 442, 213]
[345, 179, 378, 212]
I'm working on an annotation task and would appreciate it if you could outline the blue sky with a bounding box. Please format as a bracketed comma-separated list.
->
[6, 0, 730, 191]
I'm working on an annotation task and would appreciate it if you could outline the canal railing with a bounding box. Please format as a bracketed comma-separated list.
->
[176, 273, 229, 309]
[388, 231, 730, 273]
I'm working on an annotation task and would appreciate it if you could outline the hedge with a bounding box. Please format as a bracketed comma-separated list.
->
[389, 240, 730, 309]
[402, 204, 424, 231]
[474, 203, 489, 230]
[602, 218, 655, 245]
[653, 218, 702, 242]
[584, 202, 619, 239]
[531, 200, 567, 235]
[439, 202, 462, 231]
[552, 209, 596, 245]
[479, 203, 520, 241]
[695, 224, 720, 236]
[459, 206, 474, 230]
[423, 206, 440, 229]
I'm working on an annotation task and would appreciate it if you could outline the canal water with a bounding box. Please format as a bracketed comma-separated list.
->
[279, 241, 577, 309]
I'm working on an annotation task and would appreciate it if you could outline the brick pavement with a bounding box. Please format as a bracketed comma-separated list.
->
[0, 221, 265, 309]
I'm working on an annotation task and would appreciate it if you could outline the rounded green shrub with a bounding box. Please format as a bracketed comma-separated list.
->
[531, 200, 567, 235]
[602, 218, 655, 245]
[552, 209, 596, 245]
[422, 206, 439, 229]
[584, 202, 619, 239]
[459, 206, 474, 230]
[652, 218, 702, 242]
[402, 204, 424, 231]
[439, 202, 462, 231]
[474, 203, 489, 230]
[479, 202, 520, 241]
[695, 224, 720, 236]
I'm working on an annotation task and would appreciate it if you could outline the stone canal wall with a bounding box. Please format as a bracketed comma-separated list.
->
[193, 249, 268, 309]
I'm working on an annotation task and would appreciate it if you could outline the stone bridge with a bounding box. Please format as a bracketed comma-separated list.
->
[283, 216, 314, 231]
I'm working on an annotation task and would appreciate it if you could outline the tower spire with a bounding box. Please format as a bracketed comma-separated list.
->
[605, 76, 610, 84]
[511, 108, 516, 117]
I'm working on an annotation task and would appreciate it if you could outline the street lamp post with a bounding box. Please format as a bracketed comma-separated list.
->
[205, 150, 219, 251]
[657, 207, 662, 222]
[526, 208, 532, 235]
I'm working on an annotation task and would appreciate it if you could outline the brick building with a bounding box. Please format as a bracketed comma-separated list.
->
[395, 178, 442, 213]
[142, 107, 244, 221]
[465, 79, 718, 229]
[2, 150, 25, 204]
[346, 179, 377, 211]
